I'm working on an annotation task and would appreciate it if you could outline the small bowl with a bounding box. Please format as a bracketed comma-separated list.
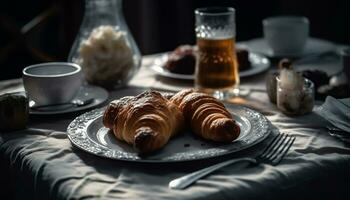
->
[22, 62, 83, 106]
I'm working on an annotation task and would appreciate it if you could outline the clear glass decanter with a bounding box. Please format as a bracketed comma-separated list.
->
[68, 0, 141, 89]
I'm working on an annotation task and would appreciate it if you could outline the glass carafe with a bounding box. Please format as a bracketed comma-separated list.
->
[68, 0, 141, 89]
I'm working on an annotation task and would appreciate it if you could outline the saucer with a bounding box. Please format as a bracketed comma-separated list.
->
[240, 37, 336, 58]
[29, 85, 108, 115]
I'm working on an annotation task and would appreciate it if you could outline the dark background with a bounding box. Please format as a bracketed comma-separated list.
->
[0, 0, 349, 80]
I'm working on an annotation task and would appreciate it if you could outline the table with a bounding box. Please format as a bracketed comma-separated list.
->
[1, 53, 350, 200]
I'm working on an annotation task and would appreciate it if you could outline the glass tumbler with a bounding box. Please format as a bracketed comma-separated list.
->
[194, 7, 239, 99]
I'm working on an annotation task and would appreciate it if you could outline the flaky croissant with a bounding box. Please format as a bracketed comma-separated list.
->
[103, 91, 184, 154]
[170, 89, 240, 142]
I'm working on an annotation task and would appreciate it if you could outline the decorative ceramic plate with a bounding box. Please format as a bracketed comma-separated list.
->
[150, 52, 270, 80]
[242, 37, 336, 58]
[67, 104, 270, 163]
[29, 85, 108, 115]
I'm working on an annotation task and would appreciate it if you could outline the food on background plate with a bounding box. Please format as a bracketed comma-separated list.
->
[103, 89, 240, 154]
[164, 44, 252, 75]
[236, 49, 251, 71]
[165, 45, 196, 75]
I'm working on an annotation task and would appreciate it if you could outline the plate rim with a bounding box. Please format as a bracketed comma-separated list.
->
[67, 104, 271, 163]
[150, 52, 271, 80]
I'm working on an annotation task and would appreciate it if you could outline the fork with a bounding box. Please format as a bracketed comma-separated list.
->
[169, 132, 296, 190]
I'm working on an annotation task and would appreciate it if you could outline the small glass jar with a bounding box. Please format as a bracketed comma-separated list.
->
[277, 77, 314, 116]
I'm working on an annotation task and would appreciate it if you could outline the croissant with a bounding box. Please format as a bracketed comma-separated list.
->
[170, 89, 240, 142]
[103, 91, 184, 154]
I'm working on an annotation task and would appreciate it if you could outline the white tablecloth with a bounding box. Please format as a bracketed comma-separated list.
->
[1, 55, 350, 200]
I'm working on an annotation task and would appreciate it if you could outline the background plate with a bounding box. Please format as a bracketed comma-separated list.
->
[67, 104, 270, 163]
[150, 52, 270, 80]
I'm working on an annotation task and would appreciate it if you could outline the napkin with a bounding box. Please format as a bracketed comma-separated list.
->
[315, 96, 350, 132]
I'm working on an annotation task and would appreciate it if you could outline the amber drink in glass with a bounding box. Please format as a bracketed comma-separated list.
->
[195, 7, 239, 99]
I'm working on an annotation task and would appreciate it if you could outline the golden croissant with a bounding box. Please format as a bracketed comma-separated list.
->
[170, 89, 240, 142]
[103, 91, 184, 154]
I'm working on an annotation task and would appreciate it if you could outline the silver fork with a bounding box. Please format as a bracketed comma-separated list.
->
[169, 132, 296, 190]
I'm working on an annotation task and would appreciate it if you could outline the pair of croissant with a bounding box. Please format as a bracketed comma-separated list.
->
[103, 89, 240, 154]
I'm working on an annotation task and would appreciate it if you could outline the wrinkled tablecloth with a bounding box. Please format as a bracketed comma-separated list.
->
[1, 55, 350, 200]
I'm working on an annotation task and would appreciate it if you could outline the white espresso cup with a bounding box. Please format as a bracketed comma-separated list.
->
[263, 16, 309, 55]
[22, 62, 83, 106]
